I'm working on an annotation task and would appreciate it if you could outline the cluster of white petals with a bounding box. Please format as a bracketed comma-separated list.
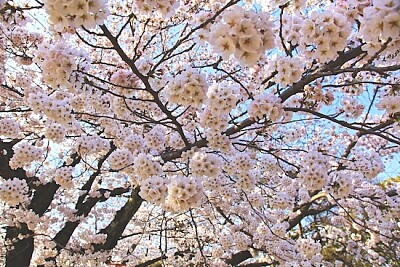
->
[189, 151, 222, 178]
[280, 12, 304, 46]
[341, 97, 364, 118]
[54, 166, 75, 189]
[121, 133, 147, 155]
[133, 153, 163, 180]
[44, 0, 109, 32]
[0, 118, 21, 138]
[347, 150, 385, 180]
[226, 152, 254, 174]
[208, 6, 275, 65]
[110, 69, 140, 97]
[108, 148, 134, 170]
[45, 122, 67, 143]
[295, 238, 323, 263]
[9, 143, 44, 170]
[235, 171, 257, 191]
[259, 0, 306, 11]
[359, 0, 400, 46]
[0, 177, 29, 206]
[270, 191, 295, 210]
[299, 8, 351, 63]
[26, 91, 74, 126]
[139, 175, 167, 205]
[32, 240, 58, 266]
[297, 150, 330, 190]
[233, 231, 252, 251]
[270, 55, 303, 87]
[74, 135, 110, 156]
[132, 0, 179, 18]
[166, 68, 208, 108]
[2, 207, 39, 231]
[326, 170, 357, 198]
[165, 175, 203, 212]
[248, 93, 283, 121]
[145, 125, 166, 152]
[33, 41, 89, 91]
[206, 82, 240, 113]
[376, 95, 400, 114]
[199, 82, 240, 133]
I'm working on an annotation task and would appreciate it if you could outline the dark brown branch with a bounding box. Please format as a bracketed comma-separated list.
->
[93, 187, 143, 251]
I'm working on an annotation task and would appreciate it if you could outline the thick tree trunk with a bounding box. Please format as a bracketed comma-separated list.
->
[5, 225, 33, 267]
[1, 140, 33, 267]
[94, 187, 143, 251]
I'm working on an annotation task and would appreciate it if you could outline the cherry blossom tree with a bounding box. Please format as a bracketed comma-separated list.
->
[0, 0, 399, 266]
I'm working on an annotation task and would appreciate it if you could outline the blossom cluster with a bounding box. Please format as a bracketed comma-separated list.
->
[0, 177, 29, 206]
[111, 97, 136, 119]
[270, 55, 303, 87]
[132, 0, 179, 18]
[166, 131, 187, 149]
[201, 173, 226, 193]
[303, 83, 335, 106]
[31, 240, 58, 266]
[205, 132, 233, 153]
[270, 191, 295, 210]
[341, 97, 364, 118]
[33, 41, 89, 91]
[26, 90, 74, 126]
[358, 0, 400, 52]
[190, 151, 222, 178]
[121, 133, 146, 155]
[44, 0, 109, 32]
[164, 175, 203, 212]
[222, 153, 258, 191]
[299, 8, 351, 63]
[74, 135, 110, 156]
[376, 95, 400, 114]
[295, 238, 323, 263]
[347, 150, 384, 180]
[3, 26, 43, 66]
[297, 150, 330, 190]
[208, 6, 275, 65]
[139, 175, 167, 205]
[166, 68, 208, 108]
[145, 125, 166, 152]
[232, 231, 251, 251]
[279, 12, 303, 47]
[9, 142, 44, 170]
[108, 148, 134, 170]
[0, 37, 4, 84]
[45, 122, 67, 143]
[247, 93, 283, 122]
[259, 0, 306, 11]
[0, 118, 21, 138]
[235, 171, 257, 191]
[199, 82, 240, 133]
[2, 207, 39, 231]
[326, 170, 356, 198]
[54, 166, 75, 189]
[133, 153, 162, 179]
[225, 153, 254, 174]
[110, 69, 140, 97]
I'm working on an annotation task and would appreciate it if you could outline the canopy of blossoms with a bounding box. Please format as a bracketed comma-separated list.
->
[0, 0, 399, 266]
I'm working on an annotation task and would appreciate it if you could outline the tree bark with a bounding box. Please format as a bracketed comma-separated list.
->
[94, 187, 143, 251]
[5, 224, 33, 267]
